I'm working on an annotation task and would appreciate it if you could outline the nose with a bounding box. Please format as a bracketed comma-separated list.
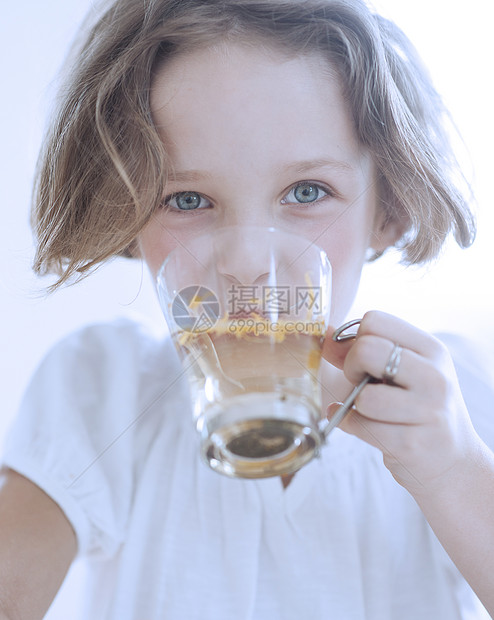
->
[220, 211, 275, 232]
[214, 226, 275, 287]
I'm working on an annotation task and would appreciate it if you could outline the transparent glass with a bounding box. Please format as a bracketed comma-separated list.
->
[157, 226, 332, 478]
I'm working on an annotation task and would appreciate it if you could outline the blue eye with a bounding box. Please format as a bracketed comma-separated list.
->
[164, 191, 211, 211]
[282, 182, 329, 205]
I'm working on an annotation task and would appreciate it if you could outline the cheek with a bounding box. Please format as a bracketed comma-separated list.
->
[138, 217, 182, 280]
[320, 226, 371, 325]
[329, 251, 365, 324]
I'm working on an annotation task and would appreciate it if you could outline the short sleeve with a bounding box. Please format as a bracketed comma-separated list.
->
[437, 332, 494, 452]
[1, 319, 158, 559]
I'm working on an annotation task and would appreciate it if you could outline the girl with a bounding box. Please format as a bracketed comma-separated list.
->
[1, 0, 493, 618]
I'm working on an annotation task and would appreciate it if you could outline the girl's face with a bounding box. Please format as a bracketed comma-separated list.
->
[140, 43, 397, 324]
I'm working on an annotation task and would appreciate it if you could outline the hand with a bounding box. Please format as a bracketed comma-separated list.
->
[322, 310, 480, 496]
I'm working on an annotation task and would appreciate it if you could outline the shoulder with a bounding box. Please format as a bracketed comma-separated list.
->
[22, 315, 184, 416]
[41, 315, 174, 382]
[48, 315, 166, 361]
[3, 316, 177, 558]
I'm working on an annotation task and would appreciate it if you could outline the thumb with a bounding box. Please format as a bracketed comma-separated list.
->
[326, 402, 344, 419]
[325, 401, 352, 432]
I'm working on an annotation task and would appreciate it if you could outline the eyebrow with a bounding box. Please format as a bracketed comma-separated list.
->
[167, 158, 354, 184]
[280, 158, 355, 175]
[167, 169, 214, 183]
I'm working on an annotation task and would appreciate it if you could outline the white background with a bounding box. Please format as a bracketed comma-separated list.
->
[0, 0, 492, 616]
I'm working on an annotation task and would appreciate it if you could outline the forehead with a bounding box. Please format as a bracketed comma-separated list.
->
[150, 42, 366, 171]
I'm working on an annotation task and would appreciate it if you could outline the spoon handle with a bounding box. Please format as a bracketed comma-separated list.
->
[321, 374, 371, 439]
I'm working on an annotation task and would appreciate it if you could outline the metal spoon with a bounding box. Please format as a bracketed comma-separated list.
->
[320, 318, 372, 439]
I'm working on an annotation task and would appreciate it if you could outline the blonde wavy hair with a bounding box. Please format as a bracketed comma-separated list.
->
[32, 0, 475, 289]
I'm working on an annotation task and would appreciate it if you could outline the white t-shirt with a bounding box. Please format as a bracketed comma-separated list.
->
[2, 318, 492, 619]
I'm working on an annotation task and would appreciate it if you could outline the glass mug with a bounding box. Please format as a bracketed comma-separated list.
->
[157, 226, 333, 478]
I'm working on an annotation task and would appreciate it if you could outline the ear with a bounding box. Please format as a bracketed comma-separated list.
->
[368, 207, 408, 256]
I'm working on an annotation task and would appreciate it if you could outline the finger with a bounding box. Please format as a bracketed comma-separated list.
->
[359, 310, 446, 360]
[337, 406, 399, 451]
[321, 327, 353, 369]
[344, 333, 437, 389]
[353, 382, 426, 424]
